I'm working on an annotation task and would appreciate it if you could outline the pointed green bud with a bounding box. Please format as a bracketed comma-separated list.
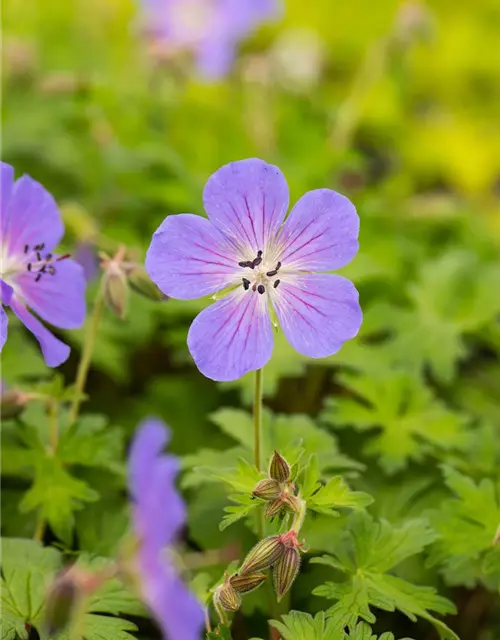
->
[264, 497, 285, 519]
[44, 573, 79, 635]
[272, 547, 301, 602]
[213, 581, 241, 612]
[127, 265, 167, 302]
[252, 478, 281, 500]
[269, 450, 291, 483]
[229, 572, 267, 594]
[240, 535, 285, 575]
[103, 268, 129, 319]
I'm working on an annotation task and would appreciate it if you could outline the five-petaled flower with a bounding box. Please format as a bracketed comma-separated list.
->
[0, 162, 86, 366]
[128, 418, 205, 640]
[142, 0, 281, 79]
[146, 158, 362, 381]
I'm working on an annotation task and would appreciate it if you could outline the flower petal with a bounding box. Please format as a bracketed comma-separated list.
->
[278, 189, 359, 271]
[13, 258, 86, 329]
[203, 158, 289, 257]
[9, 297, 70, 367]
[146, 213, 240, 300]
[195, 39, 235, 79]
[187, 289, 274, 381]
[1, 279, 14, 305]
[273, 274, 362, 358]
[2, 173, 64, 256]
[0, 162, 14, 226]
[0, 306, 8, 351]
[129, 418, 170, 501]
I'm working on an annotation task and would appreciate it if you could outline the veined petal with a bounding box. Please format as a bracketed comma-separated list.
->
[9, 297, 70, 367]
[1, 279, 14, 305]
[13, 259, 86, 329]
[1, 162, 14, 224]
[2, 174, 64, 256]
[278, 189, 359, 271]
[129, 419, 170, 501]
[146, 213, 240, 300]
[203, 159, 289, 257]
[273, 274, 362, 358]
[0, 306, 8, 351]
[187, 289, 274, 381]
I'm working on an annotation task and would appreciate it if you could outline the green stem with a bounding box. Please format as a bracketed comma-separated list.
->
[253, 368, 264, 471]
[68, 280, 105, 425]
[291, 498, 307, 535]
[48, 399, 59, 453]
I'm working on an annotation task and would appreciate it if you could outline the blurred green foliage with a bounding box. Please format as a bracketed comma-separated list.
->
[2, 0, 500, 638]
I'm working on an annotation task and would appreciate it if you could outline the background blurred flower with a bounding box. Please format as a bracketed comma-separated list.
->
[0, 163, 86, 367]
[141, 0, 281, 79]
[146, 158, 362, 381]
[128, 418, 204, 640]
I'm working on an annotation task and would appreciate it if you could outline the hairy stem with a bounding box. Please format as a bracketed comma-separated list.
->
[68, 280, 105, 425]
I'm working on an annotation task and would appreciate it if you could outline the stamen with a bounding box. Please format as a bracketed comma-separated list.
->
[45, 253, 53, 260]
[273, 279, 281, 289]
[48, 266, 56, 275]
[35, 273, 42, 282]
[36, 251, 42, 261]
[257, 284, 265, 295]
[238, 260, 254, 269]
[266, 261, 282, 277]
[27, 263, 32, 272]
[34, 243, 45, 251]
[252, 254, 263, 268]
[242, 278, 250, 290]
[24, 244, 29, 254]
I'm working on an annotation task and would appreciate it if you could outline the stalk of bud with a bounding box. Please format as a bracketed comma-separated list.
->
[229, 572, 267, 594]
[272, 547, 301, 602]
[240, 535, 285, 575]
[269, 450, 291, 483]
[252, 478, 281, 500]
[213, 581, 242, 612]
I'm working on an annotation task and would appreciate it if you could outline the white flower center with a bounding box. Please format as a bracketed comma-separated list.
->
[238, 249, 282, 295]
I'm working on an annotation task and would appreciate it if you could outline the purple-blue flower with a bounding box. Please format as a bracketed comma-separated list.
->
[142, 0, 281, 79]
[0, 162, 86, 367]
[128, 418, 205, 640]
[146, 158, 362, 382]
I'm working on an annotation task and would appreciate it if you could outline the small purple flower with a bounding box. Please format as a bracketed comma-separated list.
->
[0, 162, 86, 367]
[128, 418, 205, 640]
[142, 0, 281, 79]
[146, 158, 362, 382]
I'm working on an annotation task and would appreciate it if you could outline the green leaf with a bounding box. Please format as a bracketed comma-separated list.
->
[0, 538, 62, 639]
[323, 370, 466, 473]
[269, 610, 343, 640]
[20, 457, 99, 544]
[220, 493, 259, 531]
[312, 513, 457, 638]
[427, 466, 500, 588]
[302, 456, 373, 516]
[206, 623, 233, 639]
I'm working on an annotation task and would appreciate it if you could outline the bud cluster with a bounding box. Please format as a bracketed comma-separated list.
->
[252, 451, 301, 520]
[213, 451, 308, 621]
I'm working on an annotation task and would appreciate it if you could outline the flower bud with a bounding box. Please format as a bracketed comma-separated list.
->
[44, 573, 80, 635]
[264, 498, 285, 519]
[229, 572, 267, 594]
[252, 478, 281, 500]
[240, 535, 285, 575]
[269, 451, 291, 483]
[213, 581, 241, 612]
[127, 265, 167, 302]
[272, 547, 301, 602]
[1, 388, 28, 419]
[103, 268, 129, 319]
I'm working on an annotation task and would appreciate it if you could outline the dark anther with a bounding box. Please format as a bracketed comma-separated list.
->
[45, 253, 53, 260]
[36, 251, 42, 261]
[40, 265, 47, 274]
[34, 243, 45, 251]
[27, 263, 32, 272]
[266, 261, 282, 277]
[35, 273, 42, 282]
[252, 256, 262, 268]
[242, 278, 250, 290]
[257, 284, 265, 295]
[48, 266, 56, 275]
[273, 279, 281, 289]
[238, 260, 254, 269]
[24, 244, 29, 254]
[257, 250, 263, 257]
